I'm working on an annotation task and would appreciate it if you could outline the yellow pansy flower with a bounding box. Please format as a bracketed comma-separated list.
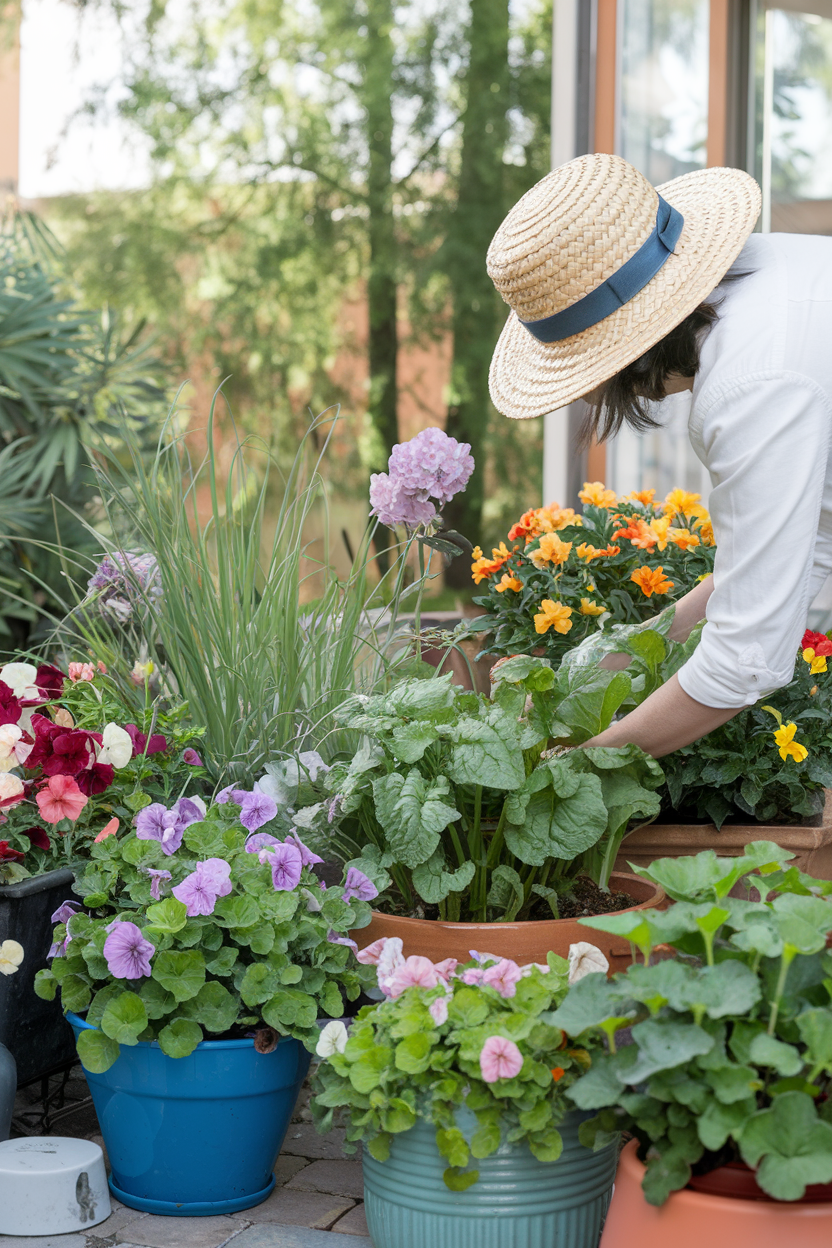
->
[803, 647, 828, 675]
[773, 721, 809, 763]
[580, 598, 605, 616]
[579, 481, 618, 509]
[533, 600, 574, 636]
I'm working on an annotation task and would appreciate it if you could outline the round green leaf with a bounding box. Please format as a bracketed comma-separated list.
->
[60, 974, 92, 1016]
[76, 1028, 120, 1074]
[152, 950, 206, 1001]
[180, 981, 238, 1033]
[101, 992, 149, 1045]
[157, 1018, 203, 1058]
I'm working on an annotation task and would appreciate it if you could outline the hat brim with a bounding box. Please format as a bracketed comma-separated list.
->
[488, 166, 762, 420]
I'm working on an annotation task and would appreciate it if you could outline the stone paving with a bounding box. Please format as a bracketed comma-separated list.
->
[3, 1078, 371, 1248]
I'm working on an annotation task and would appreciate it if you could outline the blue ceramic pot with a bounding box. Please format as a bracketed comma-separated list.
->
[67, 1012, 310, 1217]
[363, 1108, 617, 1248]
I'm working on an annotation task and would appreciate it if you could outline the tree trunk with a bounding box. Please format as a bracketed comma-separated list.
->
[363, 0, 398, 466]
[443, 0, 509, 588]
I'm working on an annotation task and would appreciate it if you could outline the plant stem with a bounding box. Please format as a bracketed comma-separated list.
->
[768, 945, 797, 1035]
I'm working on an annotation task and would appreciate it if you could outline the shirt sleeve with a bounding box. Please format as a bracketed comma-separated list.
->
[678, 372, 832, 709]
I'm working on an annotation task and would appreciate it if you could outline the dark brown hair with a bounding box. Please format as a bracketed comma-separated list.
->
[582, 272, 749, 445]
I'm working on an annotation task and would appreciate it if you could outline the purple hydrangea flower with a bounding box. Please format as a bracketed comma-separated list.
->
[245, 832, 281, 853]
[342, 867, 379, 904]
[239, 791, 278, 833]
[264, 841, 303, 891]
[172, 858, 232, 917]
[103, 921, 155, 979]
[182, 748, 203, 766]
[87, 552, 162, 622]
[327, 930, 358, 952]
[141, 867, 172, 900]
[369, 473, 438, 529]
[287, 830, 323, 867]
[388, 428, 474, 506]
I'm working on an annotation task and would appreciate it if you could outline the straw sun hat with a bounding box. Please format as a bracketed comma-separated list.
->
[487, 153, 762, 420]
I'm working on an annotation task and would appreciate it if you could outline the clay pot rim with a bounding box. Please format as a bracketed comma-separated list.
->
[368, 870, 664, 932]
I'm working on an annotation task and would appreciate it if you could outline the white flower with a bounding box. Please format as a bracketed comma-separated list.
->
[0, 773, 24, 808]
[0, 940, 24, 976]
[0, 662, 38, 700]
[301, 887, 322, 912]
[568, 942, 610, 985]
[97, 723, 133, 770]
[0, 724, 24, 773]
[376, 936, 405, 993]
[316, 1020, 349, 1057]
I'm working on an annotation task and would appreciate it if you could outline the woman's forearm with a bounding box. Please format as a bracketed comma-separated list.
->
[666, 574, 713, 642]
[583, 671, 742, 758]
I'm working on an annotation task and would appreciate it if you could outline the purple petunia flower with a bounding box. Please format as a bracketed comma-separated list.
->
[182, 748, 203, 766]
[103, 921, 155, 979]
[172, 858, 232, 917]
[286, 830, 323, 867]
[141, 867, 172, 900]
[216, 784, 248, 805]
[264, 841, 303, 891]
[51, 899, 82, 925]
[238, 791, 278, 833]
[135, 798, 203, 856]
[327, 930, 358, 952]
[245, 832, 281, 853]
[342, 867, 379, 904]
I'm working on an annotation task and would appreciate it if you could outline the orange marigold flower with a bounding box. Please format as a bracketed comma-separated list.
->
[546, 506, 581, 532]
[496, 573, 523, 594]
[668, 526, 701, 552]
[663, 488, 701, 517]
[626, 489, 656, 505]
[576, 542, 620, 562]
[698, 519, 715, 546]
[529, 532, 573, 569]
[508, 509, 545, 542]
[533, 599, 573, 635]
[551, 1067, 565, 1082]
[580, 598, 605, 616]
[612, 515, 658, 550]
[649, 516, 670, 550]
[631, 565, 675, 597]
[471, 542, 511, 585]
[579, 481, 618, 509]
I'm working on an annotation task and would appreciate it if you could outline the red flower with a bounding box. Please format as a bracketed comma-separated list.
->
[25, 715, 63, 770]
[75, 763, 115, 796]
[0, 841, 25, 863]
[21, 826, 51, 851]
[36, 775, 88, 824]
[41, 730, 96, 778]
[124, 724, 168, 757]
[802, 630, 832, 657]
[0, 681, 22, 728]
[35, 664, 65, 699]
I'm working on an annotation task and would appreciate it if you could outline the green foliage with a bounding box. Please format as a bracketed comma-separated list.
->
[552, 842, 832, 1204]
[44, 798, 374, 1072]
[0, 210, 167, 649]
[304, 655, 664, 919]
[310, 953, 599, 1188]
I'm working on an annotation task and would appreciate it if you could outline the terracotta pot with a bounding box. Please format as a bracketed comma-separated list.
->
[688, 1160, 832, 1203]
[352, 871, 665, 973]
[599, 1140, 832, 1248]
[614, 791, 832, 882]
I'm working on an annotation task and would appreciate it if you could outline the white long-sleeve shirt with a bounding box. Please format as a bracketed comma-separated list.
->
[678, 233, 832, 709]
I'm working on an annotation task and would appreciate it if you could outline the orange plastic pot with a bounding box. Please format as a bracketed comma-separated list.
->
[599, 1140, 832, 1248]
[351, 872, 665, 973]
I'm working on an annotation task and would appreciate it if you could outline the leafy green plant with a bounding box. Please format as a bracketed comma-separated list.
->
[34, 798, 373, 1069]
[303, 654, 664, 920]
[311, 943, 599, 1189]
[548, 840, 832, 1204]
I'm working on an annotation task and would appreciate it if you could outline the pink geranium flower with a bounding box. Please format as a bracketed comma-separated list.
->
[36, 775, 88, 824]
[356, 938, 387, 965]
[482, 958, 523, 999]
[94, 817, 120, 842]
[434, 958, 458, 982]
[68, 662, 96, 683]
[385, 955, 441, 999]
[429, 996, 449, 1025]
[479, 1035, 524, 1083]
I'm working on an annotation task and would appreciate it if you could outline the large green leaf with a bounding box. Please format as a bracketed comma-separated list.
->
[157, 1018, 203, 1059]
[411, 852, 475, 905]
[100, 992, 148, 1045]
[372, 770, 460, 868]
[505, 771, 609, 866]
[179, 981, 238, 1033]
[443, 716, 525, 791]
[76, 1028, 120, 1074]
[151, 950, 206, 1002]
[740, 1092, 832, 1199]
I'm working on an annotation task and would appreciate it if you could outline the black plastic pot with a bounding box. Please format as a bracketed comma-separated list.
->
[0, 868, 77, 1084]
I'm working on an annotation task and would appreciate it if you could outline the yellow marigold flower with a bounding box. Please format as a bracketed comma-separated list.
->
[495, 573, 522, 594]
[697, 519, 715, 546]
[576, 542, 620, 562]
[471, 542, 511, 585]
[579, 481, 618, 509]
[630, 565, 675, 597]
[580, 598, 605, 616]
[803, 647, 828, 675]
[529, 532, 573, 569]
[663, 488, 701, 517]
[587, 583, 596, 592]
[687, 503, 710, 524]
[612, 515, 658, 550]
[546, 506, 581, 531]
[668, 526, 701, 552]
[533, 599, 574, 635]
[650, 516, 670, 550]
[773, 721, 809, 763]
[626, 489, 656, 506]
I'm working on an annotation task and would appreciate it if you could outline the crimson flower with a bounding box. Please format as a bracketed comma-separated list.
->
[0, 682, 22, 728]
[0, 841, 25, 863]
[75, 763, 115, 796]
[41, 730, 96, 778]
[34, 664, 65, 699]
[802, 630, 832, 657]
[21, 826, 51, 851]
[124, 724, 168, 757]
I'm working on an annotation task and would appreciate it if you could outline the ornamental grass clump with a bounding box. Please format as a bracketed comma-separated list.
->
[467, 482, 714, 666]
[311, 936, 607, 1190]
[298, 654, 663, 919]
[549, 841, 832, 1204]
[34, 795, 376, 1071]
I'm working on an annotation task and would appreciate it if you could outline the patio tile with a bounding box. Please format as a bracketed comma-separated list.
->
[286, 1159, 363, 1200]
[239, 1188, 353, 1228]
[228, 1228, 370, 1248]
[115, 1213, 239, 1248]
[0, 1238, 87, 1248]
[85, 1206, 146, 1239]
[273, 1156, 310, 1186]
[330, 1204, 369, 1237]
[280, 1125, 348, 1161]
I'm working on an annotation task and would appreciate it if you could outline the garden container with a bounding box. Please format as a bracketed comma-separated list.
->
[362, 1109, 618, 1248]
[67, 1011, 310, 1216]
[0, 868, 77, 1083]
[599, 1139, 832, 1248]
[354, 871, 665, 973]
[0, 1136, 110, 1235]
[614, 791, 832, 882]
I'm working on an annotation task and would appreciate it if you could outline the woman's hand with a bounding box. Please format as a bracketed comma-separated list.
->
[583, 671, 743, 758]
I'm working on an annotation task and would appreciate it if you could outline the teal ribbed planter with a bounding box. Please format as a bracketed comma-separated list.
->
[362, 1109, 617, 1248]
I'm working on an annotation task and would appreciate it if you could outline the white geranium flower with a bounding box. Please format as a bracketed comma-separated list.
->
[0, 724, 24, 773]
[97, 723, 133, 769]
[568, 942, 610, 985]
[0, 940, 24, 975]
[316, 1020, 349, 1057]
[0, 662, 38, 700]
[0, 773, 24, 808]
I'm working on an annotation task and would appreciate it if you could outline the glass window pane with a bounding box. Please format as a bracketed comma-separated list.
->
[618, 0, 710, 183]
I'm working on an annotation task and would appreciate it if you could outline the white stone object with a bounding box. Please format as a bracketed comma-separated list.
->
[0, 1136, 110, 1235]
